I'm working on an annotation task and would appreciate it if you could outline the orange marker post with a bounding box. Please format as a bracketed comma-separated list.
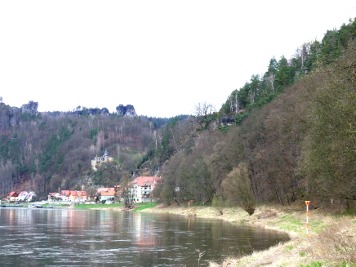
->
[305, 201, 310, 237]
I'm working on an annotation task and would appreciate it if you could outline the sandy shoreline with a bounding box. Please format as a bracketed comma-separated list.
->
[142, 204, 355, 266]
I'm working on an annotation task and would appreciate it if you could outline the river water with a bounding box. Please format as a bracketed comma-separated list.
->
[0, 207, 289, 266]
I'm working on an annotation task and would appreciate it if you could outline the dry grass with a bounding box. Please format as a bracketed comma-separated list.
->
[210, 239, 312, 267]
[309, 218, 356, 265]
[142, 204, 356, 267]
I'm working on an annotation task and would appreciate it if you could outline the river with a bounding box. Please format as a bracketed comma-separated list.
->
[0, 207, 289, 266]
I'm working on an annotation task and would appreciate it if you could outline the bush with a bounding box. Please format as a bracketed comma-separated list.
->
[222, 162, 256, 215]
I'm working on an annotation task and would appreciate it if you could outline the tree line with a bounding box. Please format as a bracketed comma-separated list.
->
[146, 19, 356, 213]
[0, 19, 355, 213]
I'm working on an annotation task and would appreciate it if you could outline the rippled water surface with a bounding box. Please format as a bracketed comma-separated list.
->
[0, 207, 289, 266]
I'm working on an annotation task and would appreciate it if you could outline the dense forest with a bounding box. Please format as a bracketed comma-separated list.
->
[1, 19, 355, 212]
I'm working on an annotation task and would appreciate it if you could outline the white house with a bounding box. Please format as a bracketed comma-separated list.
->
[96, 187, 117, 202]
[129, 176, 161, 203]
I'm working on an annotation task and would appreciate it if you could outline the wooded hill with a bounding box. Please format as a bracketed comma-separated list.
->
[1, 19, 355, 212]
[144, 19, 356, 212]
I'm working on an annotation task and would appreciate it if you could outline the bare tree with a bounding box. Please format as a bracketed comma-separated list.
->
[194, 102, 215, 118]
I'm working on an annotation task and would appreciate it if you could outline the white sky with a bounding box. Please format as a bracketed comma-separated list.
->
[0, 1, 355, 117]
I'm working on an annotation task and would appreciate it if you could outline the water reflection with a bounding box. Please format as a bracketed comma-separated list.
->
[0, 208, 289, 266]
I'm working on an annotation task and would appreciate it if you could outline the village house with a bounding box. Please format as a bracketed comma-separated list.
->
[129, 176, 161, 203]
[48, 190, 87, 203]
[91, 149, 114, 171]
[6, 191, 18, 202]
[17, 191, 37, 202]
[96, 187, 118, 202]
[62, 190, 87, 202]
[3, 191, 37, 202]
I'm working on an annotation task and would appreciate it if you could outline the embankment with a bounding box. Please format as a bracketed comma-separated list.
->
[142, 203, 355, 266]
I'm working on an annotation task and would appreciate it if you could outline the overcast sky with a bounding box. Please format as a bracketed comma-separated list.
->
[1, 1, 355, 117]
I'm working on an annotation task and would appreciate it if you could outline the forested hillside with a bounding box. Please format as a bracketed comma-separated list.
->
[0, 103, 186, 197]
[145, 19, 356, 212]
[1, 19, 355, 212]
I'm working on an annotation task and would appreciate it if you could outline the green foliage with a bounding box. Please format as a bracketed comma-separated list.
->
[89, 128, 99, 141]
[220, 100, 231, 114]
[201, 113, 218, 130]
[137, 149, 154, 168]
[142, 116, 196, 169]
[300, 261, 322, 267]
[222, 162, 256, 215]
[157, 129, 175, 163]
[40, 127, 72, 173]
[38, 121, 47, 130]
[274, 56, 295, 91]
[234, 112, 249, 125]
[17, 164, 30, 176]
[91, 161, 122, 186]
[301, 41, 356, 204]
[220, 18, 356, 123]
[0, 136, 21, 163]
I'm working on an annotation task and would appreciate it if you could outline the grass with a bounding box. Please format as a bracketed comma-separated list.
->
[285, 244, 294, 251]
[278, 214, 305, 234]
[144, 203, 356, 266]
[266, 210, 328, 237]
[44, 203, 71, 208]
[133, 202, 158, 211]
[308, 218, 356, 265]
[300, 261, 322, 267]
[74, 202, 124, 209]
[73, 202, 158, 211]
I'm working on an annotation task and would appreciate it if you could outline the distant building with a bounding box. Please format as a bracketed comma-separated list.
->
[91, 149, 114, 171]
[48, 190, 87, 203]
[61, 190, 87, 202]
[129, 176, 161, 203]
[7, 191, 18, 202]
[17, 191, 37, 202]
[96, 187, 117, 202]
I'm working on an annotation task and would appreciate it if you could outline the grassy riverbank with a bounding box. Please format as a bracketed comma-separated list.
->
[74, 202, 157, 211]
[142, 203, 355, 267]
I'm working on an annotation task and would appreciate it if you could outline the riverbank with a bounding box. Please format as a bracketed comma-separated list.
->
[142, 203, 355, 266]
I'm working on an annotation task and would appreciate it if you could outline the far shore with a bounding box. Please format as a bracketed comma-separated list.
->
[141, 203, 355, 266]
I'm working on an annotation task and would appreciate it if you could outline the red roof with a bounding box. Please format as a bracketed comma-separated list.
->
[61, 190, 70, 196]
[69, 190, 87, 197]
[130, 176, 161, 187]
[69, 190, 78, 196]
[78, 191, 87, 197]
[97, 188, 116, 196]
[8, 191, 18, 197]
[60, 190, 87, 197]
